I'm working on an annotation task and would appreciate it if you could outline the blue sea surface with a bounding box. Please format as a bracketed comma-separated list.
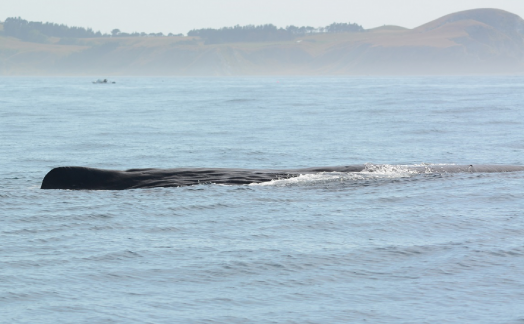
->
[1, 76, 524, 323]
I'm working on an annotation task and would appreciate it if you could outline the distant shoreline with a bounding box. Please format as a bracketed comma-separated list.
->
[1, 8, 523, 76]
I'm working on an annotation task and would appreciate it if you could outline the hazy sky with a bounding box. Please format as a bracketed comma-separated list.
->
[1, 0, 523, 34]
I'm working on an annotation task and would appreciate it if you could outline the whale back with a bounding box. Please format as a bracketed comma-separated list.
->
[41, 166, 126, 190]
[40, 164, 524, 190]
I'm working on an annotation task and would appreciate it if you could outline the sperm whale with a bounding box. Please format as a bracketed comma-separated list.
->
[40, 164, 524, 190]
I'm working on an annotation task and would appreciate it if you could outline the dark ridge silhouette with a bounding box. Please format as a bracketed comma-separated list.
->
[3, 17, 103, 42]
[41, 165, 524, 190]
[188, 22, 364, 44]
[2, 17, 171, 43]
[3, 17, 363, 45]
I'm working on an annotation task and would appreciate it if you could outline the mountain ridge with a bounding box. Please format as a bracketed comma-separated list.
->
[1, 8, 523, 75]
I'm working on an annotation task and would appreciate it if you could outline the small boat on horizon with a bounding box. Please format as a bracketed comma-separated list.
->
[92, 79, 116, 84]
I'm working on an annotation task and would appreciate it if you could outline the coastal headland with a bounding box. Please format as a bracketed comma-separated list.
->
[1, 8, 523, 75]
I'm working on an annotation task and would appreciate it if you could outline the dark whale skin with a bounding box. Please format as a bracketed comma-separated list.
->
[41, 165, 524, 190]
[40, 165, 366, 190]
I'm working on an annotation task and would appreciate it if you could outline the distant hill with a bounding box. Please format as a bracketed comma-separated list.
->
[0, 8, 523, 75]
[311, 8, 524, 75]
[415, 8, 524, 34]
[366, 25, 408, 32]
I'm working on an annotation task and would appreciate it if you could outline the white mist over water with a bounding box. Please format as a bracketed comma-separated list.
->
[1, 76, 524, 323]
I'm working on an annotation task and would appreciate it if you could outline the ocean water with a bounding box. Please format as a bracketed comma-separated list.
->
[1, 76, 524, 323]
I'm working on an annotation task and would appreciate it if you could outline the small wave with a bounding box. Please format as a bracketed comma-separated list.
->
[83, 250, 143, 262]
[224, 98, 255, 103]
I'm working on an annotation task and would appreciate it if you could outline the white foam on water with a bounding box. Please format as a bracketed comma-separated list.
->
[253, 164, 427, 187]
[252, 172, 355, 186]
[363, 163, 421, 174]
[363, 163, 457, 175]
